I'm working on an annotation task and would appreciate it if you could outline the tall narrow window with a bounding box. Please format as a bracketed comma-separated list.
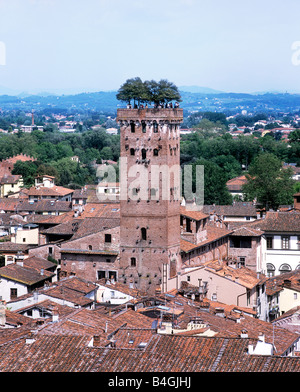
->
[186, 218, 191, 233]
[141, 227, 147, 241]
[131, 257, 136, 267]
[10, 288, 17, 300]
[153, 121, 158, 133]
[266, 236, 273, 249]
[130, 122, 135, 133]
[153, 148, 158, 156]
[142, 121, 146, 133]
[130, 148, 135, 156]
[141, 149, 147, 160]
[97, 271, 106, 280]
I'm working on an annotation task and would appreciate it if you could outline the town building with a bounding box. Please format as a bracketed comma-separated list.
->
[167, 260, 268, 320]
[0, 260, 55, 302]
[266, 270, 300, 321]
[249, 211, 300, 276]
[226, 175, 248, 200]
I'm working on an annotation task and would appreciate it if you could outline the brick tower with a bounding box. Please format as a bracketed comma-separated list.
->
[117, 107, 183, 294]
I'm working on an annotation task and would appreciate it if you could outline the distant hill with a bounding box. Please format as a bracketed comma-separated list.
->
[0, 89, 300, 114]
[179, 86, 224, 94]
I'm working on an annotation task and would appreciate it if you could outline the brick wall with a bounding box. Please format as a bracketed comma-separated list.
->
[59, 226, 120, 282]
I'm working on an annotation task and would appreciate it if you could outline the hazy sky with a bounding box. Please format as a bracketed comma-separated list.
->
[0, 0, 300, 94]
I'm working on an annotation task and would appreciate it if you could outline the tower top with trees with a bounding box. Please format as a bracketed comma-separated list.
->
[116, 77, 182, 108]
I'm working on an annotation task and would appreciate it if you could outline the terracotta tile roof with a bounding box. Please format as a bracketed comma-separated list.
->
[0, 174, 21, 185]
[79, 203, 120, 219]
[0, 242, 30, 252]
[39, 307, 125, 340]
[203, 260, 266, 290]
[40, 219, 82, 236]
[29, 210, 74, 225]
[23, 256, 56, 271]
[266, 271, 300, 296]
[181, 225, 231, 253]
[139, 291, 297, 356]
[2, 154, 36, 165]
[249, 211, 300, 233]
[18, 200, 72, 213]
[0, 263, 54, 286]
[0, 290, 299, 371]
[97, 279, 141, 299]
[111, 309, 154, 328]
[0, 213, 25, 226]
[0, 198, 22, 212]
[0, 326, 33, 346]
[55, 276, 98, 295]
[71, 188, 89, 199]
[230, 226, 263, 237]
[70, 217, 119, 240]
[27, 185, 73, 197]
[15, 299, 76, 319]
[41, 286, 93, 307]
[180, 206, 209, 221]
[203, 202, 257, 217]
[7, 276, 97, 309]
[5, 309, 33, 327]
[226, 175, 248, 191]
[0, 331, 299, 372]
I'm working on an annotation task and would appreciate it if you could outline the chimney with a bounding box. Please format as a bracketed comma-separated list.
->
[40, 268, 44, 276]
[214, 307, 225, 317]
[26, 331, 36, 345]
[93, 335, 100, 347]
[33, 290, 39, 302]
[52, 306, 59, 323]
[240, 329, 248, 338]
[0, 302, 6, 326]
[258, 332, 265, 342]
[109, 339, 116, 348]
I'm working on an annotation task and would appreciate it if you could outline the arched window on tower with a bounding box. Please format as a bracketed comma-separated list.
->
[141, 227, 147, 241]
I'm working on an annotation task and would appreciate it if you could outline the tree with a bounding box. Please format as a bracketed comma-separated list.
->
[145, 79, 181, 106]
[289, 129, 300, 143]
[116, 77, 149, 106]
[12, 160, 38, 187]
[242, 153, 294, 210]
[190, 158, 232, 205]
[116, 78, 181, 106]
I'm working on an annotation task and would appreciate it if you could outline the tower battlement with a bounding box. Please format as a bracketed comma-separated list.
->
[117, 108, 183, 123]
